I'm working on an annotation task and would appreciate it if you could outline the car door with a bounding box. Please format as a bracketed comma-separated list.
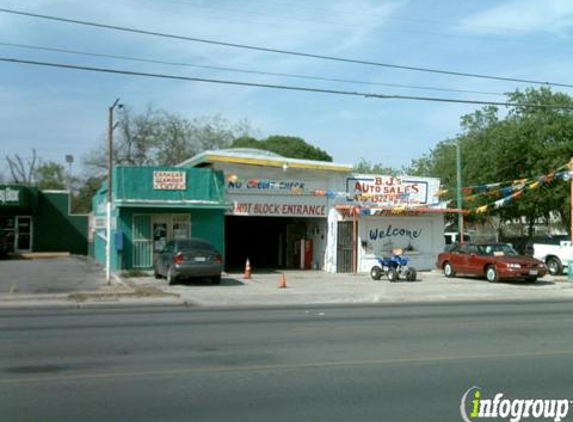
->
[449, 244, 469, 274]
[465, 244, 483, 275]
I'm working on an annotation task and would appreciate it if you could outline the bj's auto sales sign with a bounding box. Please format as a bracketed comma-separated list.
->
[346, 175, 440, 206]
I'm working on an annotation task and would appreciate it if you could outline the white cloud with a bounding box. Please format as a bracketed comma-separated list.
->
[459, 0, 573, 34]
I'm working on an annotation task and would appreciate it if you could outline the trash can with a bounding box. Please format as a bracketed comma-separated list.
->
[569, 260, 573, 281]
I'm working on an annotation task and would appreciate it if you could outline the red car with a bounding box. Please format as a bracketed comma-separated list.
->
[436, 242, 547, 283]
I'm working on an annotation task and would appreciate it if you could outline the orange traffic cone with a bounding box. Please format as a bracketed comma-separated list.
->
[279, 273, 287, 289]
[243, 258, 252, 280]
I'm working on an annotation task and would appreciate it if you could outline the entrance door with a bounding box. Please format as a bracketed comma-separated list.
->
[0, 216, 16, 254]
[15, 216, 32, 253]
[133, 215, 153, 268]
[336, 221, 354, 273]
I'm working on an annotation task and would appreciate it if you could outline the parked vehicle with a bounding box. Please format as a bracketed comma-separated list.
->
[444, 232, 471, 251]
[527, 235, 572, 275]
[153, 238, 223, 285]
[531, 236, 573, 275]
[436, 242, 547, 283]
[370, 251, 417, 282]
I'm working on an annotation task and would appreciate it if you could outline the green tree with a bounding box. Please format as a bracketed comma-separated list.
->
[34, 161, 67, 190]
[72, 176, 104, 214]
[231, 135, 332, 161]
[353, 158, 397, 175]
[407, 87, 573, 235]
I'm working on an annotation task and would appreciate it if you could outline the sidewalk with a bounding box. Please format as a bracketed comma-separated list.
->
[123, 269, 573, 307]
[1, 268, 572, 309]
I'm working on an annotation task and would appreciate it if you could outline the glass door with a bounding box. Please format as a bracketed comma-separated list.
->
[15, 216, 32, 253]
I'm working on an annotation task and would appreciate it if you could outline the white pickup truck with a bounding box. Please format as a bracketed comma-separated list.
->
[531, 237, 572, 275]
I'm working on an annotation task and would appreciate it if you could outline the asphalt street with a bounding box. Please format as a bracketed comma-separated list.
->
[1, 301, 573, 422]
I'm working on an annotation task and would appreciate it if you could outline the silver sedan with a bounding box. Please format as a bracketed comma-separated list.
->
[153, 238, 224, 285]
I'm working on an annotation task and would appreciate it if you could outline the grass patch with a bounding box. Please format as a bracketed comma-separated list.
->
[67, 286, 178, 303]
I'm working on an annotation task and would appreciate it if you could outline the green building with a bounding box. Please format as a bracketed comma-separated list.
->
[92, 167, 227, 270]
[0, 185, 88, 255]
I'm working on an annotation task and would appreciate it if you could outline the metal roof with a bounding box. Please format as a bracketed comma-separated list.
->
[177, 148, 353, 172]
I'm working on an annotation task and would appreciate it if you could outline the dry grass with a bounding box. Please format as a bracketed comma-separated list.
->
[67, 286, 178, 302]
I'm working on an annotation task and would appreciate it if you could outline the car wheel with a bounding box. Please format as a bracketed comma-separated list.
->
[211, 275, 221, 285]
[370, 266, 382, 280]
[166, 267, 177, 285]
[443, 262, 456, 278]
[406, 268, 417, 282]
[546, 257, 563, 276]
[486, 265, 499, 283]
[387, 268, 398, 282]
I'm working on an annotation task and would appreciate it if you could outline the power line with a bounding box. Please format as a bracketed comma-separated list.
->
[136, 0, 563, 48]
[223, 0, 544, 34]
[0, 41, 505, 97]
[1, 7, 572, 89]
[2, 56, 573, 110]
[136, 0, 556, 41]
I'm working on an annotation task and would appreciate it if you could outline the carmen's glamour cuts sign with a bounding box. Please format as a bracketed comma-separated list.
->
[153, 171, 186, 190]
[346, 175, 440, 206]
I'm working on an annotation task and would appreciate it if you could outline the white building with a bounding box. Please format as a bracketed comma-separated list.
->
[179, 149, 447, 272]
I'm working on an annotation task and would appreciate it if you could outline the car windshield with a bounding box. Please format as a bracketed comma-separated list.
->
[477, 243, 518, 256]
[178, 240, 215, 251]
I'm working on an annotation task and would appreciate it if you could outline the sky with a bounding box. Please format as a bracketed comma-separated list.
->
[1, 0, 573, 179]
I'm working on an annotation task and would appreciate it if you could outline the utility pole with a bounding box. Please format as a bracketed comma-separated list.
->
[569, 157, 573, 280]
[456, 143, 464, 243]
[106, 98, 121, 285]
[570, 157, 573, 244]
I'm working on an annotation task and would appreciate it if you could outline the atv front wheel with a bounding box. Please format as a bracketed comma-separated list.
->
[370, 266, 382, 280]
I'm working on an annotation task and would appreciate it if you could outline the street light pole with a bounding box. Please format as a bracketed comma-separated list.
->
[106, 98, 121, 285]
[456, 143, 464, 243]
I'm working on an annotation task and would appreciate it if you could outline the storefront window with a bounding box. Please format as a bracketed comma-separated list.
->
[172, 214, 190, 240]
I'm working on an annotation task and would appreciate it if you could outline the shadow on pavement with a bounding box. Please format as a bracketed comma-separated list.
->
[500, 280, 555, 286]
[443, 275, 556, 286]
[172, 277, 245, 287]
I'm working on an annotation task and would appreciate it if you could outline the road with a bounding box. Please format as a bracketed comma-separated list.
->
[1, 301, 573, 422]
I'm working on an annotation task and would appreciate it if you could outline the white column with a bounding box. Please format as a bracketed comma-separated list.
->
[105, 201, 111, 282]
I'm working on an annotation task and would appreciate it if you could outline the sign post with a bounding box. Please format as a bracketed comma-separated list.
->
[457, 143, 464, 243]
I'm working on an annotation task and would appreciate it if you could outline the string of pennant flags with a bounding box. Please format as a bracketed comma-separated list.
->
[226, 160, 573, 214]
[438, 162, 573, 214]
[436, 163, 571, 198]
